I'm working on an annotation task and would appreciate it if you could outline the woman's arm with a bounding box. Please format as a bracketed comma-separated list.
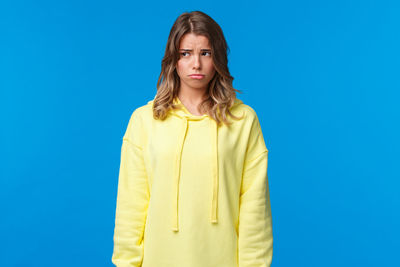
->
[112, 110, 150, 267]
[238, 110, 273, 267]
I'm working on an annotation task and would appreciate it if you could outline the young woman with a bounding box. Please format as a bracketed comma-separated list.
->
[112, 10, 273, 267]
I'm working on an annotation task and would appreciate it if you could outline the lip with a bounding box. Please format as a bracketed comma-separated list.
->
[189, 74, 205, 79]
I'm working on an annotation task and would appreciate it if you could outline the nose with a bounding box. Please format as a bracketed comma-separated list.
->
[192, 54, 201, 69]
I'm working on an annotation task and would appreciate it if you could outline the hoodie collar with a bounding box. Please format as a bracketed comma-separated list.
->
[148, 96, 242, 232]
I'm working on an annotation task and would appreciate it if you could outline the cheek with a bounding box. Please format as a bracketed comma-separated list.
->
[176, 61, 187, 74]
[207, 60, 215, 71]
[208, 64, 216, 75]
[208, 65, 216, 80]
[176, 61, 183, 76]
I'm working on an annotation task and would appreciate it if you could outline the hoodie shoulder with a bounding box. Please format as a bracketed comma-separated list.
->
[123, 100, 154, 146]
[128, 99, 154, 120]
[230, 98, 260, 122]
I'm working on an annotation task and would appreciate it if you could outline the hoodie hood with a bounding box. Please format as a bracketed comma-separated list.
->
[147, 96, 243, 232]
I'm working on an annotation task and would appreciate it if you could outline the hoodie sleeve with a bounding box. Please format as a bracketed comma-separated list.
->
[112, 110, 150, 267]
[238, 109, 273, 267]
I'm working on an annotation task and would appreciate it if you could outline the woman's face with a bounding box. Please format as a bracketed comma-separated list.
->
[176, 33, 216, 93]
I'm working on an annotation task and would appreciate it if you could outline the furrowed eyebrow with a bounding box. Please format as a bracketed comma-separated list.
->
[179, 49, 212, 52]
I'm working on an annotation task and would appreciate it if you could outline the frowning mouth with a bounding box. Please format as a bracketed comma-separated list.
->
[189, 74, 205, 79]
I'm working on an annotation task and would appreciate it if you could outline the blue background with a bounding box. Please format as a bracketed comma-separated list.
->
[1, 0, 399, 266]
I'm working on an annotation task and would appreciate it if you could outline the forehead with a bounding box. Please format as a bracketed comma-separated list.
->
[179, 33, 211, 49]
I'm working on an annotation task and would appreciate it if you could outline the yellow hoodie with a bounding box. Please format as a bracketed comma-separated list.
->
[112, 96, 273, 267]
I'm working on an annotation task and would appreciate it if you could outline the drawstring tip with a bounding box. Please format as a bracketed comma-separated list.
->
[172, 219, 179, 232]
[211, 208, 218, 224]
[172, 215, 179, 232]
[172, 220, 179, 232]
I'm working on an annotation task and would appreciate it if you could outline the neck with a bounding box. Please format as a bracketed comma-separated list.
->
[177, 87, 208, 104]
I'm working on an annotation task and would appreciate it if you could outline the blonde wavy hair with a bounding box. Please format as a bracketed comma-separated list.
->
[153, 10, 244, 126]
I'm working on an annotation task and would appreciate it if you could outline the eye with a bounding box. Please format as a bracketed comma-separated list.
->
[181, 52, 190, 57]
[202, 51, 212, 56]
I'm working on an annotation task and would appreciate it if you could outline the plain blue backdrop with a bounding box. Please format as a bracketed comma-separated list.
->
[1, 0, 399, 266]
